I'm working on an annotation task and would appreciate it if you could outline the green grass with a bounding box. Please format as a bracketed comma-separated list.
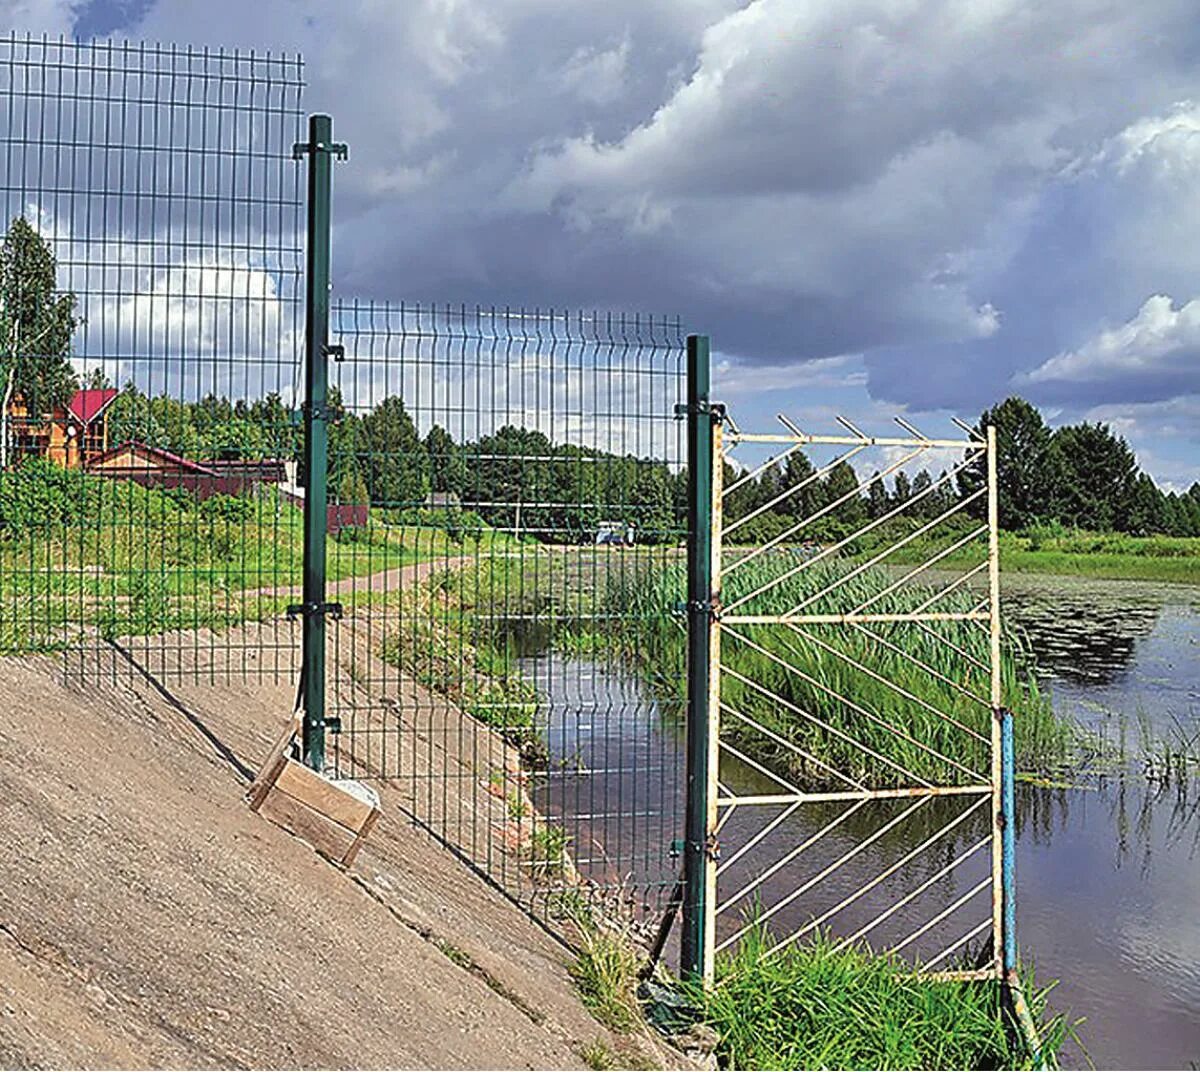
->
[997, 532, 1200, 583]
[570, 922, 643, 1034]
[884, 526, 1200, 584]
[0, 470, 510, 649]
[603, 552, 1076, 788]
[684, 927, 1069, 1071]
[376, 558, 542, 759]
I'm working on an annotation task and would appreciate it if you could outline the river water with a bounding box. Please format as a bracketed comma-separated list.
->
[527, 574, 1200, 1070]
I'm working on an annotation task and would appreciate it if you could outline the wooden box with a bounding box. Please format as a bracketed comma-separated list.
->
[247, 720, 381, 867]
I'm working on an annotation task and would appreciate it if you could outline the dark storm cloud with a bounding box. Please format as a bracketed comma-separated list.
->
[10, 0, 1200, 431]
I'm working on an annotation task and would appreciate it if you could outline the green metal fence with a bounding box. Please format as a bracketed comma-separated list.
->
[0, 33, 1022, 993]
[320, 300, 690, 925]
[0, 35, 305, 684]
[0, 34, 693, 936]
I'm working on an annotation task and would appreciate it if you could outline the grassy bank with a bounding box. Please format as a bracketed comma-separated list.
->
[374, 548, 557, 766]
[0, 462, 509, 649]
[876, 524, 1200, 584]
[996, 531, 1200, 583]
[684, 927, 1067, 1070]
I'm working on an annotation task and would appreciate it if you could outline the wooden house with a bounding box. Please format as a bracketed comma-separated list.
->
[7, 387, 118, 468]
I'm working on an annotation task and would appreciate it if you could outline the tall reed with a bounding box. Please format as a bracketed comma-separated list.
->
[606, 552, 1075, 788]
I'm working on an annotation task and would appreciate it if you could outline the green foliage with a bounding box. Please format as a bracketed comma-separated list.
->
[377, 550, 543, 759]
[425, 423, 467, 497]
[527, 822, 570, 882]
[683, 926, 1070, 1070]
[0, 216, 80, 420]
[0, 455, 95, 534]
[105, 386, 297, 462]
[570, 922, 642, 1033]
[606, 553, 1074, 786]
[958, 396, 1058, 529]
[717, 395, 1199, 542]
[385, 506, 485, 541]
[199, 492, 254, 523]
[1049, 421, 1138, 532]
[336, 465, 369, 506]
[361, 394, 428, 507]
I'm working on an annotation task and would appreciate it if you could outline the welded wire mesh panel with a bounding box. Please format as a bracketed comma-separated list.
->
[323, 301, 688, 928]
[0, 35, 305, 682]
[711, 415, 1005, 977]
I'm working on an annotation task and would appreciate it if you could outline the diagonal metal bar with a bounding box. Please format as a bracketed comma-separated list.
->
[722, 445, 934, 594]
[785, 623, 989, 745]
[714, 800, 740, 837]
[726, 611, 990, 625]
[922, 918, 993, 972]
[725, 445, 869, 535]
[720, 649, 931, 787]
[766, 796, 991, 957]
[849, 621, 992, 711]
[722, 441, 807, 499]
[910, 561, 990, 615]
[768, 628, 986, 782]
[843, 522, 987, 616]
[719, 697, 866, 791]
[834, 835, 992, 952]
[718, 797, 930, 950]
[716, 800, 803, 877]
[720, 434, 844, 501]
[783, 498, 985, 619]
[716, 799, 870, 920]
[723, 457, 980, 607]
[889, 875, 991, 955]
[913, 618, 990, 673]
[719, 736, 805, 795]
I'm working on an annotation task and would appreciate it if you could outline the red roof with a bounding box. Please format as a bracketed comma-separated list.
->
[68, 388, 118, 425]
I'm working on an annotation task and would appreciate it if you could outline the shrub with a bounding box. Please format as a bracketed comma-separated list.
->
[0, 456, 96, 535]
[199, 492, 254, 523]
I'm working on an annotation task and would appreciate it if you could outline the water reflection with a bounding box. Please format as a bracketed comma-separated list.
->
[1003, 576, 1176, 686]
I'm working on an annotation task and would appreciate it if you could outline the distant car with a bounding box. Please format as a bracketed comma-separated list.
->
[595, 521, 635, 546]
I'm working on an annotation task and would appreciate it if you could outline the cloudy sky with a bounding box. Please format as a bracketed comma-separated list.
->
[7, 0, 1200, 488]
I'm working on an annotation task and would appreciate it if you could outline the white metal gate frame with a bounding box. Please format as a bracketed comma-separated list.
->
[702, 414, 1006, 985]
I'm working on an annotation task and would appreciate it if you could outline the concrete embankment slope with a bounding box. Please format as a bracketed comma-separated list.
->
[0, 653, 628, 1069]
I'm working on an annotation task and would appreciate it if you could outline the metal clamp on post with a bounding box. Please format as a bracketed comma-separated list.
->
[675, 400, 726, 423]
[286, 601, 344, 622]
[323, 343, 345, 361]
[293, 139, 349, 161]
[688, 598, 721, 620]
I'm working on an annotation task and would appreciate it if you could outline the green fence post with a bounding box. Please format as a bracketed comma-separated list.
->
[295, 113, 347, 772]
[682, 334, 716, 982]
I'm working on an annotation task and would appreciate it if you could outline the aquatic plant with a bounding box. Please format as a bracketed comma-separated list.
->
[603, 552, 1076, 789]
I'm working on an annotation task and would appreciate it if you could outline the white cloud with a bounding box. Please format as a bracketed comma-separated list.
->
[1020, 294, 1200, 402]
[3, 0, 1199, 488]
[0, 0, 76, 35]
[1101, 100, 1200, 178]
[557, 36, 631, 106]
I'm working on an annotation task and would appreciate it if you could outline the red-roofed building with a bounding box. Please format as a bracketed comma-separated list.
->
[88, 440, 287, 501]
[6, 387, 118, 469]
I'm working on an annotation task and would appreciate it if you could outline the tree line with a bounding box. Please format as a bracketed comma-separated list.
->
[717, 396, 1200, 539]
[3, 217, 1196, 541]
